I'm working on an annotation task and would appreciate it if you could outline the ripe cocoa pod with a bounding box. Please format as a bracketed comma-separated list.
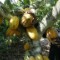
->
[46, 27, 58, 42]
[9, 16, 19, 29]
[26, 26, 39, 40]
[21, 13, 34, 27]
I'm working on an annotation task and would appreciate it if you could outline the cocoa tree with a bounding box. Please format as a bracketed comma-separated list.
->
[0, 0, 60, 60]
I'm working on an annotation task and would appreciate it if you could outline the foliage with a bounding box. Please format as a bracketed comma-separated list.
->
[0, 0, 59, 59]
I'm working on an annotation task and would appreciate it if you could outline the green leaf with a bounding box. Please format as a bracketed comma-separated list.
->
[4, 0, 13, 10]
[4, 19, 9, 26]
[22, 0, 30, 8]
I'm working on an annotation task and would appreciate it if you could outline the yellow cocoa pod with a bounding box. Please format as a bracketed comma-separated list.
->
[29, 56, 35, 60]
[46, 27, 58, 42]
[21, 13, 34, 27]
[24, 42, 30, 51]
[6, 28, 15, 36]
[35, 54, 43, 60]
[9, 16, 19, 29]
[43, 56, 49, 60]
[6, 28, 20, 36]
[14, 30, 21, 36]
[26, 26, 39, 40]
